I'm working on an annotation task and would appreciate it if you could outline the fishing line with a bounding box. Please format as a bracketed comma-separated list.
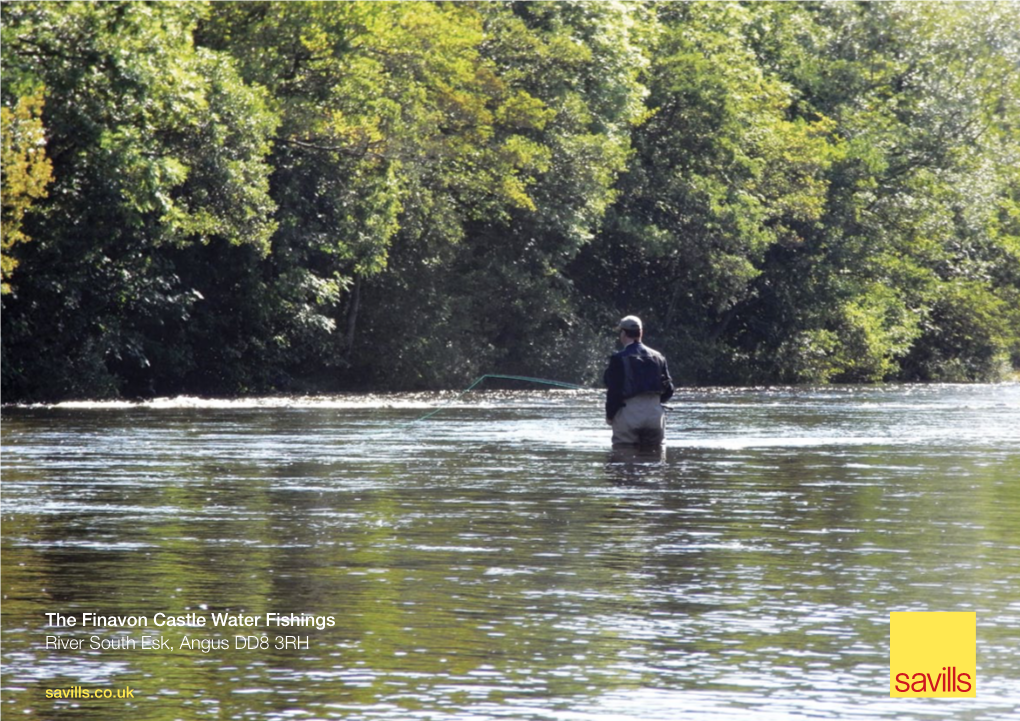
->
[409, 374, 587, 423]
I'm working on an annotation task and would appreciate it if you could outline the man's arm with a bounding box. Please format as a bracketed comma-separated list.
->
[659, 357, 674, 403]
[604, 354, 625, 421]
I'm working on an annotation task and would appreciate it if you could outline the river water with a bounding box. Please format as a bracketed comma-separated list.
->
[2, 384, 1018, 720]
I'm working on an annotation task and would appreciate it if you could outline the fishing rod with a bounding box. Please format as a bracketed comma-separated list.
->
[409, 374, 588, 423]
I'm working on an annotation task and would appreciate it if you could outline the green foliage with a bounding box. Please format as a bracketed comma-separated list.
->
[903, 280, 1013, 382]
[1, 1, 1018, 401]
[574, 1, 842, 382]
[725, 0, 1020, 384]
[350, 1, 651, 389]
[1, 1, 278, 399]
[1, 87, 53, 293]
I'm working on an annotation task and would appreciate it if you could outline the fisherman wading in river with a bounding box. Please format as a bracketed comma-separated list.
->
[603, 315, 674, 447]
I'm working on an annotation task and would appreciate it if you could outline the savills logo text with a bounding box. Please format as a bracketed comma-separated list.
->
[893, 666, 973, 694]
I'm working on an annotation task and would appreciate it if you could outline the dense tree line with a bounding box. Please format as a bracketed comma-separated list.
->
[2, 1, 1018, 401]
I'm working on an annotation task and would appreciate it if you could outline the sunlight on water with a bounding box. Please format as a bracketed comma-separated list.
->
[2, 384, 1019, 720]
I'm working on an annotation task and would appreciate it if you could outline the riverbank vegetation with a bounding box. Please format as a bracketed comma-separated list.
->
[3, 1, 1018, 401]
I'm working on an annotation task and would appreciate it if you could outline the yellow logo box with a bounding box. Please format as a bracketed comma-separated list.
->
[890, 612, 976, 697]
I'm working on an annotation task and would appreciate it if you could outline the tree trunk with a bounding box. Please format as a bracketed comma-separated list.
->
[344, 275, 361, 357]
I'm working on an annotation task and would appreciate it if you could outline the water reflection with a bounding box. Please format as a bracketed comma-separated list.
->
[2, 385, 1019, 720]
[604, 445, 668, 486]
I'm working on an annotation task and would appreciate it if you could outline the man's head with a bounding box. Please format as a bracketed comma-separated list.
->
[616, 315, 642, 342]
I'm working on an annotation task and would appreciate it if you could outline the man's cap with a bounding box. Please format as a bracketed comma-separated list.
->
[616, 315, 642, 332]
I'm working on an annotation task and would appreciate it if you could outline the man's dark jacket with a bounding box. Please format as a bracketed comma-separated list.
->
[603, 341, 674, 421]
